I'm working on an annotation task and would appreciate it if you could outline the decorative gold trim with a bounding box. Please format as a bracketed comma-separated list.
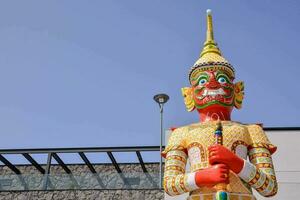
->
[181, 87, 195, 112]
[234, 81, 245, 109]
[166, 165, 185, 173]
[166, 155, 187, 163]
[249, 153, 271, 161]
[187, 142, 206, 162]
[248, 143, 277, 154]
[231, 140, 248, 153]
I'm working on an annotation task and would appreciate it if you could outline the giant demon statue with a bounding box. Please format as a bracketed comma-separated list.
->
[162, 10, 277, 200]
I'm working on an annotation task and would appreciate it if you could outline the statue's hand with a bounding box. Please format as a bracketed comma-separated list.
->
[208, 144, 244, 174]
[195, 164, 229, 187]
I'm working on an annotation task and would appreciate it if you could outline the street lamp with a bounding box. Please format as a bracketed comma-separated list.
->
[153, 93, 169, 189]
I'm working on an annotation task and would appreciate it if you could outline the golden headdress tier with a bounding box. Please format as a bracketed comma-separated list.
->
[189, 9, 235, 85]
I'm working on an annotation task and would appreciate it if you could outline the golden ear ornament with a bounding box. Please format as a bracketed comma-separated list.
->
[234, 81, 244, 109]
[181, 87, 195, 112]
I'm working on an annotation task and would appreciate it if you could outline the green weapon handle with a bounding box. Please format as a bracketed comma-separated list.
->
[214, 121, 228, 200]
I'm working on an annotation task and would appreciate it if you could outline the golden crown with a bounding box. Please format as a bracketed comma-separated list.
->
[189, 9, 235, 85]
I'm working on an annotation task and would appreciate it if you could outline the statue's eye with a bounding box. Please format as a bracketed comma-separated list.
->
[218, 77, 226, 84]
[198, 78, 207, 86]
[217, 75, 230, 84]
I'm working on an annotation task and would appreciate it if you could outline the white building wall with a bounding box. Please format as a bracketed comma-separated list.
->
[164, 129, 300, 200]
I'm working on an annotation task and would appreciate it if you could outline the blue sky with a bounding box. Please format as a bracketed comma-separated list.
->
[0, 0, 299, 150]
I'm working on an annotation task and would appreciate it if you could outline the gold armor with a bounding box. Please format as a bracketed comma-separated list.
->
[163, 122, 277, 199]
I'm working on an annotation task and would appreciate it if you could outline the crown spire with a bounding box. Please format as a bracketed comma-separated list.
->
[189, 9, 235, 84]
[206, 9, 214, 41]
[200, 9, 222, 57]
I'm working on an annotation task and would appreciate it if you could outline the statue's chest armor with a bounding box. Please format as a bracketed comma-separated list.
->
[185, 122, 250, 171]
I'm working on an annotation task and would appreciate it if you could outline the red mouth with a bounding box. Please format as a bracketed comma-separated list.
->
[201, 95, 225, 104]
[193, 87, 234, 108]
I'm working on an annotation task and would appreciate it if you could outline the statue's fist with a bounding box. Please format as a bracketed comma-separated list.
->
[195, 164, 229, 187]
[208, 144, 244, 174]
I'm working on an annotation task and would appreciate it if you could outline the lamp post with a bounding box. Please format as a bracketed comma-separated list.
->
[153, 93, 169, 189]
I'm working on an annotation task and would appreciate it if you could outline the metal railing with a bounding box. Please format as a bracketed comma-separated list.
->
[0, 146, 163, 191]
